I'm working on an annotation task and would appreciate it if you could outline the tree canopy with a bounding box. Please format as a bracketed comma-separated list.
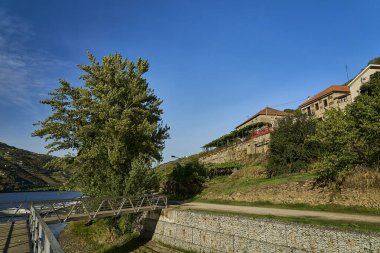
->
[368, 56, 380, 65]
[33, 52, 169, 196]
[267, 112, 319, 177]
[311, 72, 380, 184]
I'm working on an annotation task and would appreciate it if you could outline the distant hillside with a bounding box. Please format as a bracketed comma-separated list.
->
[0, 142, 67, 192]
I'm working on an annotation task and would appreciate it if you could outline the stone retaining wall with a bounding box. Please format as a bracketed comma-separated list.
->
[142, 208, 380, 253]
[199, 140, 255, 164]
[200, 133, 271, 164]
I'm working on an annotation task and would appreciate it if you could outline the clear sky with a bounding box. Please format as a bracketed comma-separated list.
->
[0, 0, 379, 162]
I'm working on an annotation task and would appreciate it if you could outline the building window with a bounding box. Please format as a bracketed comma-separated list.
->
[307, 106, 311, 116]
[323, 99, 328, 107]
[338, 97, 347, 103]
[315, 103, 319, 110]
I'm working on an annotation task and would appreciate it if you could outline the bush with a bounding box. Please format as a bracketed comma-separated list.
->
[348, 72, 380, 167]
[66, 214, 140, 252]
[166, 160, 208, 198]
[312, 72, 380, 184]
[267, 112, 319, 177]
[310, 109, 358, 184]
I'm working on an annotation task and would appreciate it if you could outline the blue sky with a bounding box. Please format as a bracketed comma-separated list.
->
[0, 0, 379, 162]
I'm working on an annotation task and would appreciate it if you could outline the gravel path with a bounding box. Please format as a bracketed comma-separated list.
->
[179, 202, 380, 224]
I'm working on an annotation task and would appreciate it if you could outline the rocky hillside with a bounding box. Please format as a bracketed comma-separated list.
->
[0, 142, 67, 192]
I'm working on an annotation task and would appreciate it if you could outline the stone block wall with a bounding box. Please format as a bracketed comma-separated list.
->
[199, 140, 255, 164]
[142, 208, 380, 253]
[199, 133, 271, 164]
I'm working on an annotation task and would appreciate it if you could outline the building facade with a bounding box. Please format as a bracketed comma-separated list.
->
[299, 85, 351, 119]
[299, 64, 380, 119]
[236, 107, 289, 130]
[235, 107, 289, 154]
[347, 64, 380, 101]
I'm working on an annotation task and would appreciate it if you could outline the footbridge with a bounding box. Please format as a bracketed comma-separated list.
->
[0, 194, 168, 253]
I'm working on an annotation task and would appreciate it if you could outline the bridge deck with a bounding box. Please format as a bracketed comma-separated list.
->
[0, 206, 165, 253]
[44, 205, 165, 224]
[0, 194, 168, 253]
[0, 220, 29, 253]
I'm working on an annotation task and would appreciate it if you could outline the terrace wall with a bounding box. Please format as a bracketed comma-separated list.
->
[142, 208, 380, 253]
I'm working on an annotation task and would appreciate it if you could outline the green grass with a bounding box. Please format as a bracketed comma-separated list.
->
[66, 217, 142, 253]
[190, 198, 380, 216]
[188, 209, 380, 234]
[199, 173, 316, 195]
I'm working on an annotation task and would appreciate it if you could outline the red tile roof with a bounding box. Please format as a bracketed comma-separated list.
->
[236, 107, 289, 129]
[299, 85, 350, 108]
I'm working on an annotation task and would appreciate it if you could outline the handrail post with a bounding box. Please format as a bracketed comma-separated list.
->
[29, 206, 64, 253]
[38, 222, 43, 253]
[44, 233, 51, 253]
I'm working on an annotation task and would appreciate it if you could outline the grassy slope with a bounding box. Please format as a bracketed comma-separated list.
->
[193, 163, 380, 216]
[60, 220, 139, 253]
[0, 141, 67, 192]
[157, 158, 380, 216]
[187, 163, 380, 233]
[199, 173, 315, 195]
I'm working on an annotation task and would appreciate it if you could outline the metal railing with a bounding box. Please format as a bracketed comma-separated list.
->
[0, 193, 167, 223]
[0, 194, 168, 253]
[29, 206, 64, 253]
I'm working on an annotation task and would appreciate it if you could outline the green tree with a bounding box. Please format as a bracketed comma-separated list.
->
[311, 109, 358, 184]
[312, 72, 380, 184]
[348, 72, 380, 167]
[166, 160, 207, 198]
[368, 56, 380, 65]
[33, 52, 169, 196]
[267, 112, 318, 177]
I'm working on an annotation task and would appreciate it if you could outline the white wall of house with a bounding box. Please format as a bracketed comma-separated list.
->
[348, 65, 380, 100]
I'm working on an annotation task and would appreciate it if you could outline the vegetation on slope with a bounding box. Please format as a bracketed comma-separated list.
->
[0, 141, 66, 192]
[59, 215, 141, 253]
[194, 162, 380, 212]
[267, 112, 318, 177]
[268, 72, 380, 187]
[202, 122, 271, 149]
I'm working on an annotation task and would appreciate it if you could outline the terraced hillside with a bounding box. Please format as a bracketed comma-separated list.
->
[0, 142, 67, 192]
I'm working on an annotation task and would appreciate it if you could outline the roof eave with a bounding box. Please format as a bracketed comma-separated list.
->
[299, 90, 349, 108]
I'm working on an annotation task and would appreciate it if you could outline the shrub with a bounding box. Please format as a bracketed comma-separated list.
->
[165, 160, 207, 198]
[267, 112, 318, 177]
[348, 72, 380, 167]
[312, 72, 380, 185]
[310, 109, 358, 184]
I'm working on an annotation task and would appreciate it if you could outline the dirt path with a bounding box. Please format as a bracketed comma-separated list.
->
[179, 202, 380, 224]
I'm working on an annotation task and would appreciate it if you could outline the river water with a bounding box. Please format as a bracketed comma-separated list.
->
[0, 191, 81, 204]
[0, 191, 82, 237]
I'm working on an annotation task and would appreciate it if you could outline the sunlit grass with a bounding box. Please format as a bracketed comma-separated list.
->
[200, 172, 316, 195]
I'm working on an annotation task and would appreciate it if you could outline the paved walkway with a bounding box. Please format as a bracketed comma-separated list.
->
[0, 220, 29, 253]
[180, 202, 380, 224]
